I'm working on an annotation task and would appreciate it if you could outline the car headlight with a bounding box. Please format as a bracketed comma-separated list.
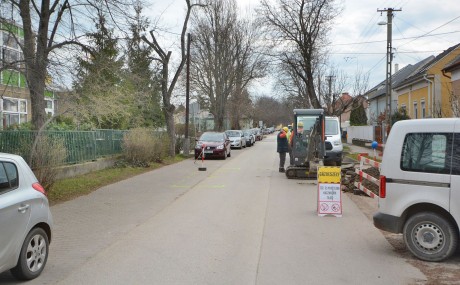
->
[216, 144, 224, 150]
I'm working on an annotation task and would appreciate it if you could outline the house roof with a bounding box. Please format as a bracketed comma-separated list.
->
[443, 54, 460, 72]
[366, 56, 433, 100]
[394, 43, 460, 89]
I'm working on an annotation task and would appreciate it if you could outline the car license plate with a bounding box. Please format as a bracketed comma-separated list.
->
[204, 150, 214, 154]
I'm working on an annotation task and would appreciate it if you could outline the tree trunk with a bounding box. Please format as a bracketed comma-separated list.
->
[161, 57, 176, 157]
[20, 0, 49, 130]
[307, 72, 321, 109]
[164, 104, 176, 156]
[28, 79, 47, 130]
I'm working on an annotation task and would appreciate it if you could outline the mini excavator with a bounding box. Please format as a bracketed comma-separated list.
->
[285, 109, 330, 179]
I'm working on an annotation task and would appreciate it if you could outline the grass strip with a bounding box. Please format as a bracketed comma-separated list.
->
[48, 155, 187, 205]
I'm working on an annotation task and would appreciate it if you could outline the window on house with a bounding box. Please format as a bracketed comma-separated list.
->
[413, 102, 418, 119]
[3, 98, 18, 112]
[3, 48, 19, 64]
[1, 70, 27, 88]
[421, 101, 426, 118]
[2, 31, 18, 49]
[46, 100, 53, 109]
[2, 98, 27, 129]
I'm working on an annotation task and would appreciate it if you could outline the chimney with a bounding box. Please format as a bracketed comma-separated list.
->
[394, 63, 399, 73]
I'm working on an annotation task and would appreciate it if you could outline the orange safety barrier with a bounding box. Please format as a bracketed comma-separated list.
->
[354, 154, 381, 199]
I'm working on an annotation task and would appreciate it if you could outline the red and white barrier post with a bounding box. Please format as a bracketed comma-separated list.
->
[354, 154, 381, 199]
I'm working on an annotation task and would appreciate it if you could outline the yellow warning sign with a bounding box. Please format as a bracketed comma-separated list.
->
[317, 166, 341, 183]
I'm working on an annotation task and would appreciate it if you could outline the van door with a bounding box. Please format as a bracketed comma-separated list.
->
[386, 131, 453, 216]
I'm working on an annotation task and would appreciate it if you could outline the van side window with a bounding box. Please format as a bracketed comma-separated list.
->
[401, 133, 452, 174]
[0, 162, 19, 194]
[451, 133, 460, 175]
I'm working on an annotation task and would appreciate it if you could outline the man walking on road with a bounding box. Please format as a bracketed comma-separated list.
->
[277, 127, 289, 172]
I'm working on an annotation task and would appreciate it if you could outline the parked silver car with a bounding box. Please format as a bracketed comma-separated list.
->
[0, 153, 53, 280]
[225, 130, 247, 149]
[243, 130, 255, 147]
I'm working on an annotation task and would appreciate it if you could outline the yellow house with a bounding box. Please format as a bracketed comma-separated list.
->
[394, 43, 460, 118]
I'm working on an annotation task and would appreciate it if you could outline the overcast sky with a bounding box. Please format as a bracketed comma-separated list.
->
[145, 0, 460, 97]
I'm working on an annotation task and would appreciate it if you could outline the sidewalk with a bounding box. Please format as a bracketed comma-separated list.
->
[343, 142, 382, 158]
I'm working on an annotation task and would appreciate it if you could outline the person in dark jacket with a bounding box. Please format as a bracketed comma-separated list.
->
[277, 127, 289, 172]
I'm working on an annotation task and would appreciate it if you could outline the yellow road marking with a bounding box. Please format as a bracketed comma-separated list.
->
[170, 185, 190, 188]
[197, 184, 226, 189]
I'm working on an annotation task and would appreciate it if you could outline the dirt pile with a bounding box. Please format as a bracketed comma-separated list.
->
[341, 165, 380, 196]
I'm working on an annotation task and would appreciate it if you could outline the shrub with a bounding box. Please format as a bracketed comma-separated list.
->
[30, 134, 68, 191]
[122, 128, 169, 167]
[391, 107, 411, 126]
[350, 104, 368, 126]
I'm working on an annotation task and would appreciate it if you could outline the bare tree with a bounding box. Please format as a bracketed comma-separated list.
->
[141, 0, 204, 156]
[2, 0, 133, 130]
[253, 95, 291, 127]
[190, 0, 266, 131]
[228, 88, 250, 129]
[258, 0, 341, 109]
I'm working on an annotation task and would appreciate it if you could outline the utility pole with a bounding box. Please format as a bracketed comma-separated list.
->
[378, 8, 401, 141]
[184, 33, 192, 156]
[325, 75, 335, 114]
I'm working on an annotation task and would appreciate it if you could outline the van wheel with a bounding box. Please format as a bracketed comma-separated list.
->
[403, 212, 458, 262]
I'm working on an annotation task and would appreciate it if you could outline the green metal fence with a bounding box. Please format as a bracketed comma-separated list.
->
[0, 129, 127, 165]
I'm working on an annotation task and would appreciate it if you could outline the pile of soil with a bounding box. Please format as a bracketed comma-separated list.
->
[341, 165, 380, 196]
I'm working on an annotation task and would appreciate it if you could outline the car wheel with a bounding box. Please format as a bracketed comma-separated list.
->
[403, 212, 458, 262]
[11, 227, 49, 280]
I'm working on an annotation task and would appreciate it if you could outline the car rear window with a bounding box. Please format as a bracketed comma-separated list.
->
[226, 131, 240, 137]
[0, 162, 19, 194]
[200, 133, 224, 142]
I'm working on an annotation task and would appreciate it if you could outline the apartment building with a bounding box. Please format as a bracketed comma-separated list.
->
[0, 18, 57, 129]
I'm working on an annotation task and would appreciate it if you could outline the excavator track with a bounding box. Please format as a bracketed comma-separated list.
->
[285, 165, 318, 179]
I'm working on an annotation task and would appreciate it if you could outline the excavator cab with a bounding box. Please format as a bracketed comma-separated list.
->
[286, 109, 326, 179]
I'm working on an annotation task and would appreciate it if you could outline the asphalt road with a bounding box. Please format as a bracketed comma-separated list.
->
[0, 134, 426, 284]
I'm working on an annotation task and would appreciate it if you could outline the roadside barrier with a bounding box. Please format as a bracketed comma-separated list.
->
[354, 154, 381, 199]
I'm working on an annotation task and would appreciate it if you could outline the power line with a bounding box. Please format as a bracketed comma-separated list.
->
[330, 50, 446, 55]
[330, 31, 460, 46]
[398, 15, 460, 48]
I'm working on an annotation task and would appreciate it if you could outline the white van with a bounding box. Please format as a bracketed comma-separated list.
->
[324, 117, 343, 166]
[373, 118, 460, 261]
